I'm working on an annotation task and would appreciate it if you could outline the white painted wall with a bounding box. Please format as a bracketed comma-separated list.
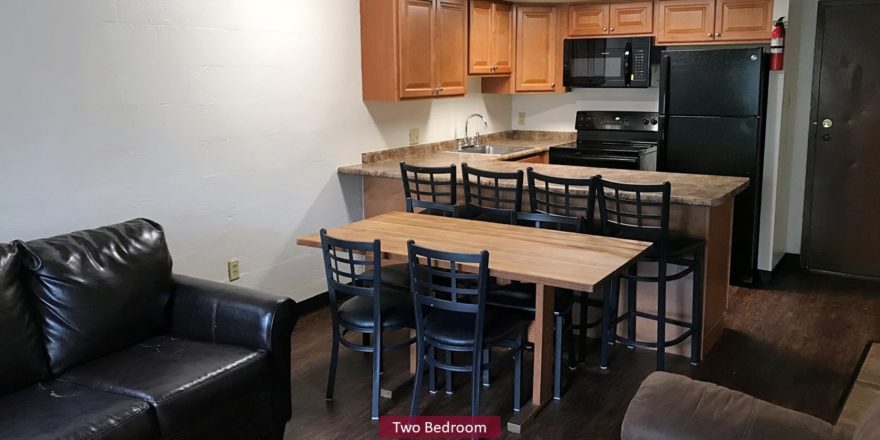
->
[0, 1, 512, 301]
[512, 88, 659, 130]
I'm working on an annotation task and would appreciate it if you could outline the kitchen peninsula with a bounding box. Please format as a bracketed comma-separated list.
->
[338, 131, 749, 357]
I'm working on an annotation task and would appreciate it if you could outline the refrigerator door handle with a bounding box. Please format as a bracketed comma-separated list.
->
[658, 54, 672, 169]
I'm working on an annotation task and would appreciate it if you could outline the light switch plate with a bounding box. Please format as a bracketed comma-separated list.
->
[227, 258, 240, 281]
[409, 128, 420, 145]
[518, 112, 526, 125]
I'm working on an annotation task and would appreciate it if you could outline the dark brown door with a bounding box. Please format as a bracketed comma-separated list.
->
[803, 0, 880, 278]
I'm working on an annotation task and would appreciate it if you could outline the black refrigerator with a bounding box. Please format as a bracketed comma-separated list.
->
[659, 48, 768, 285]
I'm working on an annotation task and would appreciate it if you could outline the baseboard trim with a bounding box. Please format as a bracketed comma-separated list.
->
[297, 291, 329, 316]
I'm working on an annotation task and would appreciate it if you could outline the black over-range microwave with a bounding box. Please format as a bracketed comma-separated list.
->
[563, 37, 652, 88]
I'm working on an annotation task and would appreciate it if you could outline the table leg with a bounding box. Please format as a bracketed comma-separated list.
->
[508, 283, 555, 433]
[380, 329, 417, 399]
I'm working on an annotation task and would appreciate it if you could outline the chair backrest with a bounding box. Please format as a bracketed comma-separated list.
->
[320, 229, 381, 323]
[461, 163, 523, 225]
[407, 241, 490, 351]
[400, 162, 460, 217]
[516, 211, 588, 234]
[597, 179, 671, 244]
[527, 168, 598, 232]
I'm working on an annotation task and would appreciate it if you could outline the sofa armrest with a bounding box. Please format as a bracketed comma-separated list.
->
[622, 372, 835, 440]
[170, 274, 298, 352]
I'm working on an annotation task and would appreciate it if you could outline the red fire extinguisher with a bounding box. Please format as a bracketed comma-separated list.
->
[770, 17, 786, 71]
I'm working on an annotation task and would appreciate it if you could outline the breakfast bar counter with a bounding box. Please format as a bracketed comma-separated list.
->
[337, 131, 748, 361]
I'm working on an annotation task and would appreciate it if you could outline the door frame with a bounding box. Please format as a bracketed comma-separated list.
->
[801, 0, 880, 273]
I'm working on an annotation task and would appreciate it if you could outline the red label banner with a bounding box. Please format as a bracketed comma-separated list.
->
[378, 416, 502, 439]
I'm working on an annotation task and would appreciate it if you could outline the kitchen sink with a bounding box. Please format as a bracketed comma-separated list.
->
[458, 145, 530, 155]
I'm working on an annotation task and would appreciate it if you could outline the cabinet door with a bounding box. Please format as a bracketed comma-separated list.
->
[435, 0, 468, 96]
[656, 0, 715, 44]
[568, 4, 609, 36]
[469, 0, 493, 74]
[516, 6, 558, 92]
[610, 1, 653, 35]
[490, 2, 514, 74]
[715, 0, 772, 42]
[399, 0, 435, 98]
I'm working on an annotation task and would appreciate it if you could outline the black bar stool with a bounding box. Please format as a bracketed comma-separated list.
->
[596, 180, 704, 371]
[320, 230, 416, 420]
[527, 168, 601, 364]
[486, 211, 586, 399]
[407, 241, 529, 417]
[461, 163, 523, 225]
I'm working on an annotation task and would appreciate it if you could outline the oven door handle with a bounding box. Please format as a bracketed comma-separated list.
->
[557, 153, 640, 164]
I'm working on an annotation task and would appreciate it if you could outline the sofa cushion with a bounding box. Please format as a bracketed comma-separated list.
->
[0, 380, 158, 440]
[19, 218, 173, 374]
[60, 335, 274, 439]
[622, 372, 835, 440]
[0, 242, 49, 395]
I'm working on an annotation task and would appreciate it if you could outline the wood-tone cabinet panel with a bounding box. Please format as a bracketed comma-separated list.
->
[715, 0, 772, 41]
[491, 2, 514, 74]
[398, 0, 435, 98]
[569, 4, 609, 36]
[435, 0, 468, 95]
[469, 1, 493, 74]
[469, 0, 513, 75]
[610, 2, 654, 35]
[516, 6, 558, 92]
[656, 0, 716, 44]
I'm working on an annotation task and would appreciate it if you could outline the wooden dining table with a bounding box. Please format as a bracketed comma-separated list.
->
[296, 211, 651, 432]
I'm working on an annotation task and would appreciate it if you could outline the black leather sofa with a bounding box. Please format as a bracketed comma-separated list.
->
[0, 219, 298, 440]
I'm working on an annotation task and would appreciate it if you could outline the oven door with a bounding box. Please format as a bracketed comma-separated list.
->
[564, 38, 631, 88]
[549, 149, 641, 170]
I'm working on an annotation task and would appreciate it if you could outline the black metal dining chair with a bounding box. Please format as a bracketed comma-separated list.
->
[527, 168, 601, 363]
[400, 162, 462, 218]
[407, 241, 529, 417]
[461, 163, 523, 225]
[320, 230, 416, 420]
[596, 179, 705, 371]
[486, 211, 585, 399]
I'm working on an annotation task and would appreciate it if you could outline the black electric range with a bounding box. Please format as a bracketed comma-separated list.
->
[549, 111, 660, 170]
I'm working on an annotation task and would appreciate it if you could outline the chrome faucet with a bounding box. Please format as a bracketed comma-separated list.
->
[461, 114, 488, 150]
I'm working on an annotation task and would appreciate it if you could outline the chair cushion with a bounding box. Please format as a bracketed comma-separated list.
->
[362, 263, 410, 289]
[59, 335, 273, 439]
[423, 307, 530, 348]
[338, 287, 414, 331]
[622, 372, 835, 440]
[19, 218, 173, 374]
[0, 380, 158, 440]
[487, 283, 573, 315]
[0, 243, 50, 395]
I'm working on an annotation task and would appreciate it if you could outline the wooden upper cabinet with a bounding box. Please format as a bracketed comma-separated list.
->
[469, 1, 494, 74]
[435, 0, 467, 95]
[655, 0, 716, 44]
[715, 0, 772, 42]
[610, 2, 654, 35]
[361, 0, 466, 101]
[469, 1, 513, 75]
[569, 4, 609, 36]
[490, 2, 513, 74]
[515, 6, 558, 92]
[398, 0, 436, 98]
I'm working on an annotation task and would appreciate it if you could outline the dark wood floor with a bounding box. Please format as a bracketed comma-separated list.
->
[285, 259, 880, 439]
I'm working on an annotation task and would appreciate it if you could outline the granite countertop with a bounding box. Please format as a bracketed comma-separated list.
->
[339, 131, 749, 207]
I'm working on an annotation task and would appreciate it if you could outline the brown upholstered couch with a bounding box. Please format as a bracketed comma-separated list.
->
[622, 372, 880, 440]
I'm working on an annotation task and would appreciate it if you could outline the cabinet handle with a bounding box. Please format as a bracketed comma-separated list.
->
[609, 27, 615, 31]
[438, 87, 444, 93]
[603, 27, 608, 32]
[707, 33, 713, 37]
[715, 32, 721, 37]
[551, 83, 556, 88]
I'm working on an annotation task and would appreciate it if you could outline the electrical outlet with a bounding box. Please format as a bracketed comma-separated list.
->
[227, 258, 240, 281]
[518, 112, 526, 125]
[408, 128, 420, 145]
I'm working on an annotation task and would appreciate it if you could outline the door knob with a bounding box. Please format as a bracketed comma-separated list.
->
[822, 118, 833, 128]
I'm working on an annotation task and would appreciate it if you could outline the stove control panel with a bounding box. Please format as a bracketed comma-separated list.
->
[575, 111, 660, 132]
